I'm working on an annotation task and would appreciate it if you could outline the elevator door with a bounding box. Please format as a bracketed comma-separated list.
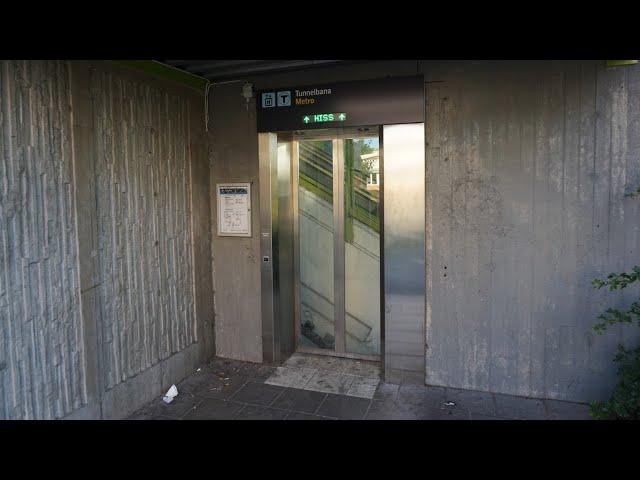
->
[293, 128, 381, 360]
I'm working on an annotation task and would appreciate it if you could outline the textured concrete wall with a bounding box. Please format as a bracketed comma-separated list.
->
[0, 60, 213, 419]
[423, 61, 640, 402]
[0, 60, 87, 419]
[90, 66, 197, 390]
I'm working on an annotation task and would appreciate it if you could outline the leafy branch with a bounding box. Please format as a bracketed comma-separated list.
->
[592, 266, 640, 291]
[625, 186, 640, 199]
[593, 301, 640, 333]
[590, 185, 640, 419]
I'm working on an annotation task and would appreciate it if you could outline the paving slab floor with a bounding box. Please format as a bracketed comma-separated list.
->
[127, 355, 592, 420]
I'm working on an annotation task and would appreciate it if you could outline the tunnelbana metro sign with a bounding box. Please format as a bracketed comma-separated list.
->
[256, 75, 424, 132]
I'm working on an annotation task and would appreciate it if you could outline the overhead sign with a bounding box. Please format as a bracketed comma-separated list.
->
[256, 75, 424, 132]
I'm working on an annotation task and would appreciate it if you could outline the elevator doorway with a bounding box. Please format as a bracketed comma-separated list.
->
[293, 127, 381, 361]
[260, 123, 425, 378]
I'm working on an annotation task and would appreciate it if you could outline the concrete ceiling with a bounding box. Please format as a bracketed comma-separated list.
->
[160, 60, 350, 82]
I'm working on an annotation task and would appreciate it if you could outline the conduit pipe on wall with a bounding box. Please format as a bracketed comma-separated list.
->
[204, 79, 251, 132]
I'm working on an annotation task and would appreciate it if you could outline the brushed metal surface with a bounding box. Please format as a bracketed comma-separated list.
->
[383, 123, 426, 379]
[277, 140, 295, 360]
[259, 133, 278, 363]
[259, 133, 295, 364]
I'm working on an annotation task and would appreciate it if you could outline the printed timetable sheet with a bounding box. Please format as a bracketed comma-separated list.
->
[217, 183, 251, 237]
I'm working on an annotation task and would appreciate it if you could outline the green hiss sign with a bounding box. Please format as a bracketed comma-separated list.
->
[302, 113, 347, 124]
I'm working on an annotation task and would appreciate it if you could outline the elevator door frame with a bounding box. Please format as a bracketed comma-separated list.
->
[260, 123, 425, 382]
[291, 127, 383, 362]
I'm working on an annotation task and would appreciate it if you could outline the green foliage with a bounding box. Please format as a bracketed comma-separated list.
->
[359, 142, 375, 155]
[590, 345, 640, 420]
[625, 186, 640, 199]
[593, 301, 640, 334]
[590, 210, 640, 418]
[592, 266, 640, 291]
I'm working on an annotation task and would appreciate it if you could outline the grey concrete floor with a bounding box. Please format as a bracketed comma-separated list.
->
[127, 356, 592, 420]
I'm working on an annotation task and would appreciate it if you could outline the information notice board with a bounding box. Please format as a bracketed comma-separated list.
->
[216, 183, 251, 237]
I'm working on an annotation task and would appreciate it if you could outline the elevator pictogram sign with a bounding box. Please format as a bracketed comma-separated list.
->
[262, 91, 291, 108]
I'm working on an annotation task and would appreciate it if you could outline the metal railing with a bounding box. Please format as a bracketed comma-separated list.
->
[298, 141, 380, 234]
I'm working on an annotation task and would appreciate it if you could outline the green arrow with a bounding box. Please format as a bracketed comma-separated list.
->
[303, 116, 310, 124]
[338, 113, 346, 121]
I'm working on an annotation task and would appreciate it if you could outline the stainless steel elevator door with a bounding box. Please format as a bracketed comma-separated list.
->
[293, 128, 381, 360]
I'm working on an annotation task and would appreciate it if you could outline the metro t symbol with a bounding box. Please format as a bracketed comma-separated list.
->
[276, 90, 291, 107]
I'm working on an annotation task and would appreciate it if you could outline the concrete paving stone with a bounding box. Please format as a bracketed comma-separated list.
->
[544, 399, 592, 420]
[177, 371, 222, 395]
[373, 383, 400, 402]
[286, 411, 336, 420]
[397, 384, 446, 408]
[264, 366, 317, 388]
[234, 404, 289, 420]
[304, 371, 355, 395]
[444, 388, 497, 416]
[384, 369, 403, 385]
[142, 392, 204, 419]
[126, 355, 597, 421]
[345, 375, 380, 399]
[193, 373, 249, 400]
[130, 413, 176, 421]
[183, 399, 244, 420]
[207, 362, 244, 379]
[204, 357, 239, 372]
[364, 399, 424, 420]
[303, 354, 352, 372]
[127, 389, 201, 420]
[316, 393, 371, 419]
[365, 396, 469, 420]
[283, 353, 317, 369]
[271, 388, 328, 414]
[421, 405, 471, 420]
[238, 363, 277, 382]
[494, 394, 547, 420]
[230, 381, 287, 406]
[127, 409, 153, 420]
[341, 361, 381, 378]
[127, 407, 177, 420]
[402, 371, 426, 385]
[470, 412, 506, 420]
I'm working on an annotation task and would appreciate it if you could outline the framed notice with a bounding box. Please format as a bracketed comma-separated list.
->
[216, 183, 252, 237]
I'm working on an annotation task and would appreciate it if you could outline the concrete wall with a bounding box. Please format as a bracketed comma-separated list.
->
[0, 60, 213, 419]
[1, 61, 86, 419]
[209, 84, 262, 363]
[424, 61, 640, 402]
[209, 60, 640, 403]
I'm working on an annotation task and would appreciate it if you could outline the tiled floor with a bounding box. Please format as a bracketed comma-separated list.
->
[127, 355, 592, 420]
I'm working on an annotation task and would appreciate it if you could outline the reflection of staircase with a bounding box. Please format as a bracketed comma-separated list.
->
[300, 281, 374, 349]
[299, 141, 380, 233]
[298, 140, 380, 355]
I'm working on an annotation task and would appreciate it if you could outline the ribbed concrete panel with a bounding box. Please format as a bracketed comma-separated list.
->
[0, 60, 87, 419]
[90, 69, 197, 390]
[424, 61, 640, 402]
